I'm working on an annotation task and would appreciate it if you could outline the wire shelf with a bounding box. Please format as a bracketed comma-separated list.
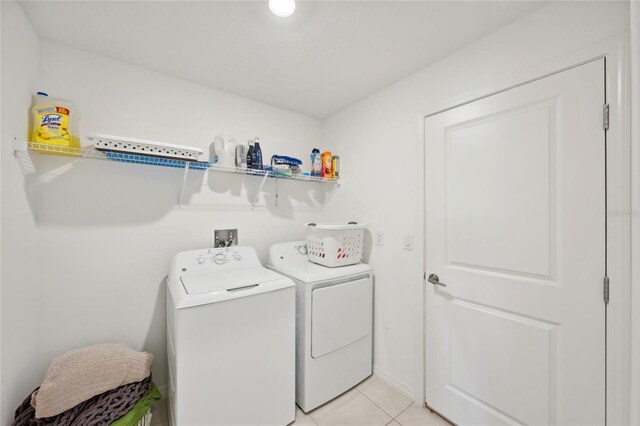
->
[207, 164, 337, 183]
[27, 141, 101, 158]
[23, 142, 339, 184]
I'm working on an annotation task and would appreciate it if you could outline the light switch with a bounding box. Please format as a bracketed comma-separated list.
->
[376, 231, 385, 246]
[402, 234, 414, 251]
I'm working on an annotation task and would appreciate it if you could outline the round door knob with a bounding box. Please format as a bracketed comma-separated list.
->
[214, 254, 226, 265]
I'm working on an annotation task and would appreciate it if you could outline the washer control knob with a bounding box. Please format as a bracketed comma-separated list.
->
[197, 255, 206, 264]
[233, 253, 241, 261]
[214, 253, 226, 265]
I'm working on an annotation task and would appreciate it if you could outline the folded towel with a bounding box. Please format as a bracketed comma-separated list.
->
[30, 343, 153, 418]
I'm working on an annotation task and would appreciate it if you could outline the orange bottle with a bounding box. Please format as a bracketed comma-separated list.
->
[321, 151, 332, 178]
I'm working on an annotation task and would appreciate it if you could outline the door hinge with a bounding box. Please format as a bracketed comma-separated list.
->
[603, 276, 610, 304]
[603, 104, 610, 130]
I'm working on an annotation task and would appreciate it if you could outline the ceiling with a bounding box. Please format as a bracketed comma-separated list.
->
[20, 1, 546, 119]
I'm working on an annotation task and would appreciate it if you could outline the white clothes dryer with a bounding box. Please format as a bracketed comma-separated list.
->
[267, 241, 373, 413]
[167, 246, 295, 426]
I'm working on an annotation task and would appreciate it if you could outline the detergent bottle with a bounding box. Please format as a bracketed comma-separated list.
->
[213, 129, 236, 167]
[321, 151, 332, 178]
[30, 92, 80, 155]
[310, 149, 321, 176]
[253, 138, 263, 170]
[247, 143, 254, 169]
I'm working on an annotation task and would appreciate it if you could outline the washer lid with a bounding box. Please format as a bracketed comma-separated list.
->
[181, 267, 284, 294]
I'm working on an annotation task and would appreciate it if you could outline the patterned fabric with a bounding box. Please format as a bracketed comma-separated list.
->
[12, 376, 151, 426]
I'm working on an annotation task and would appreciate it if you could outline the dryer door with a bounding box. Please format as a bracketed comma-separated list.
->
[311, 276, 372, 358]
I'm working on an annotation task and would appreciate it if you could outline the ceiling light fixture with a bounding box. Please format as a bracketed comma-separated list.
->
[269, 0, 295, 17]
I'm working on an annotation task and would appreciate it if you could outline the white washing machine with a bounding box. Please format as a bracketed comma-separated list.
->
[267, 241, 373, 413]
[167, 246, 295, 426]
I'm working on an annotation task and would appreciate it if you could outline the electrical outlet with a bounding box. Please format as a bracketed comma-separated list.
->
[211, 228, 238, 248]
[376, 231, 385, 246]
[402, 233, 414, 251]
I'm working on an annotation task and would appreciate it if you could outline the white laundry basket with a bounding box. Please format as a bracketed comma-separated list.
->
[305, 222, 366, 267]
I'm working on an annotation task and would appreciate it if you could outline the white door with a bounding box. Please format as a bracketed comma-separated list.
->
[424, 59, 605, 425]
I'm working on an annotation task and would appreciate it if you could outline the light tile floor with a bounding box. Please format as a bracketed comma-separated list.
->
[149, 376, 451, 426]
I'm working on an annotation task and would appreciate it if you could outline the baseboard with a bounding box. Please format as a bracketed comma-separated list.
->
[372, 365, 416, 402]
[157, 383, 169, 400]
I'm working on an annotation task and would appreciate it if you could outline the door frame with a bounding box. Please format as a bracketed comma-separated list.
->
[419, 34, 632, 424]
[630, 3, 640, 424]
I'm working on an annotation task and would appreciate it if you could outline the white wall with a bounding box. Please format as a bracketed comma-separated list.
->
[323, 0, 630, 401]
[1, 1, 634, 423]
[1, 1, 41, 421]
[1, 20, 342, 425]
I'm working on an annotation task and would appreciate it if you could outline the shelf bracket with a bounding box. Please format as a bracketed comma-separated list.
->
[178, 161, 190, 206]
[252, 172, 270, 209]
[12, 138, 27, 155]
